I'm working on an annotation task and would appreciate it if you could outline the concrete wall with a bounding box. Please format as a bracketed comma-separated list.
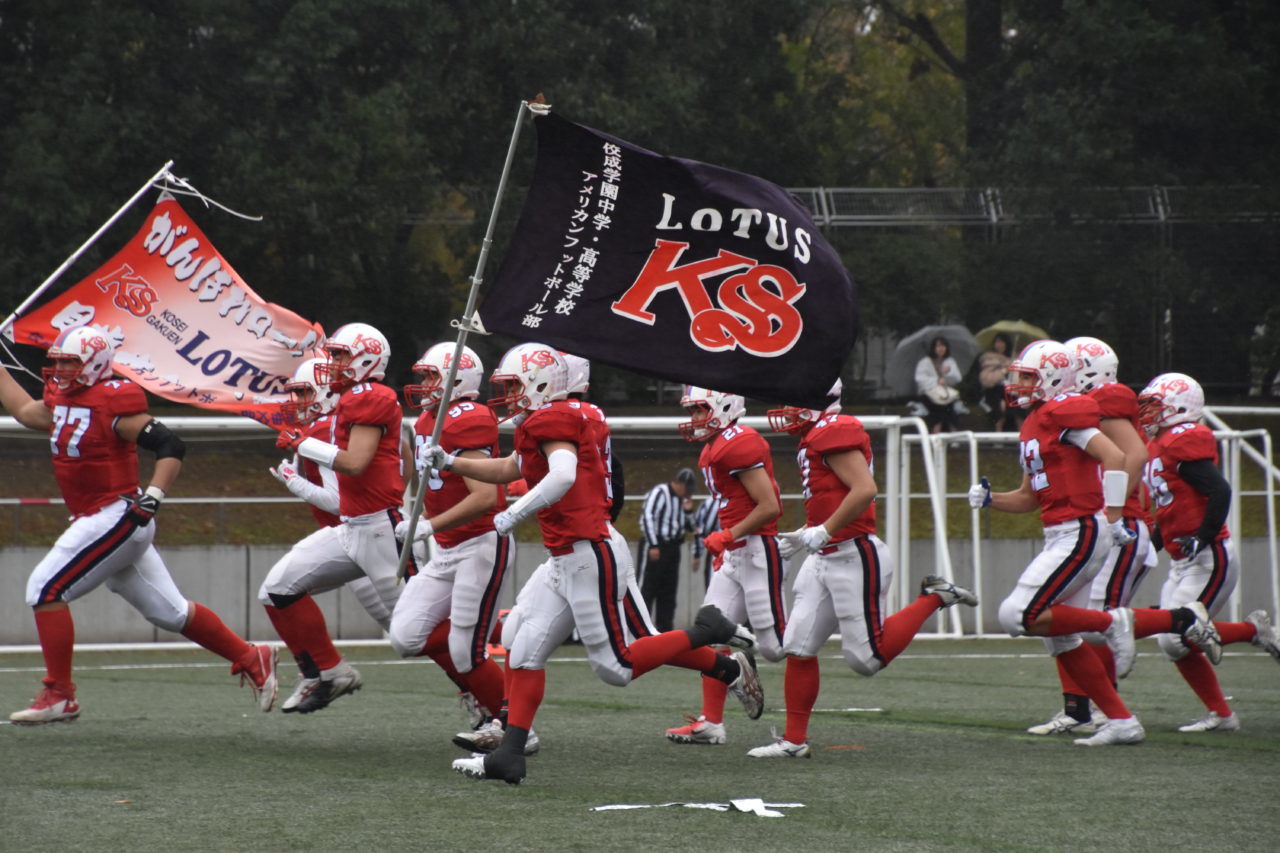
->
[2, 538, 1276, 645]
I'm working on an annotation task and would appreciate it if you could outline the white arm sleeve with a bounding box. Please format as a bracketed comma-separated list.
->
[288, 461, 340, 515]
[1102, 469, 1129, 508]
[503, 448, 577, 526]
[1062, 427, 1101, 450]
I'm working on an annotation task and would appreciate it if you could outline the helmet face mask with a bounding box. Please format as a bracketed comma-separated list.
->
[487, 343, 568, 425]
[768, 379, 842, 435]
[315, 323, 389, 392]
[1138, 372, 1204, 437]
[678, 386, 745, 442]
[1003, 340, 1076, 409]
[403, 343, 483, 412]
[43, 326, 115, 393]
[280, 357, 338, 426]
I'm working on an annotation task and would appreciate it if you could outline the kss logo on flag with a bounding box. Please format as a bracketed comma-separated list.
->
[478, 112, 857, 408]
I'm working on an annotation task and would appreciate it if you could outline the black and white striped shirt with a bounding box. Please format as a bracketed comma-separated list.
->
[640, 483, 692, 547]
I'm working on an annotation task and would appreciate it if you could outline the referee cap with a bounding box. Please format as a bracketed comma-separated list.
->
[675, 467, 697, 493]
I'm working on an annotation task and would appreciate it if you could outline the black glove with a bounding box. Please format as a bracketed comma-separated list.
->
[1172, 536, 1208, 559]
[125, 488, 163, 527]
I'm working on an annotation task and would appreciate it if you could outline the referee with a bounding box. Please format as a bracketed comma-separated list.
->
[638, 467, 698, 632]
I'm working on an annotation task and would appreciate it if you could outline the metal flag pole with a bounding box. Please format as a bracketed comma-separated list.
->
[396, 99, 548, 580]
[0, 160, 175, 341]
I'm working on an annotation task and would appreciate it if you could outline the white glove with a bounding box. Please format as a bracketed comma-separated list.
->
[422, 444, 455, 472]
[968, 476, 992, 509]
[269, 460, 304, 495]
[800, 525, 832, 552]
[394, 516, 433, 543]
[493, 509, 518, 537]
[1109, 519, 1137, 547]
[777, 529, 805, 560]
[777, 526, 830, 559]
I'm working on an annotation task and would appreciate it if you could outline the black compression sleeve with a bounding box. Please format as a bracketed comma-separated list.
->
[135, 419, 187, 461]
[1177, 458, 1230, 542]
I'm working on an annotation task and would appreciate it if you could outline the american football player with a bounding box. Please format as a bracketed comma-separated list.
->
[665, 385, 783, 747]
[1137, 372, 1280, 732]
[1022, 337, 1157, 736]
[970, 340, 1219, 746]
[260, 322, 415, 713]
[748, 381, 978, 758]
[266, 357, 395, 711]
[1, 326, 277, 723]
[424, 343, 761, 785]
[388, 342, 512, 743]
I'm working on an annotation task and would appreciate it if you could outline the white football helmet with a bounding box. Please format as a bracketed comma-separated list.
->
[561, 352, 590, 397]
[1004, 340, 1077, 409]
[281, 357, 339, 426]
[315, 322, 390, 391]
[1065, 336, 1119, 392]
[1138, 372, 1204, 437]
[767, 378, 843, 435]
[43, 325, 115, 392]
[488, 342, 569, 424]
[404, 342, 483, 410]
[679, 385, 746, 442]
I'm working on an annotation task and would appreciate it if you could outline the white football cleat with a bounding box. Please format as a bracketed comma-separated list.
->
[1178, 711, 1240, 733]
[1103, 607, 1137, 678]
[289, 662, 362, 714]
[281, 676, 320, 713]
[10, 685, 80, 725]
[458, 691, 485, 729]
[1182, 601, 1223, 665]
[235, 644, 279, 712]
[665, 714, 727, 745]
[747, 738, 811, 759]
[920, 575, 978, 608]
[1246, 610, 1280, 663]
[1073, 716, 1145, 746]
[1026, 709, 1100, 736]
[452, 718, 540, 755]
[452, 750, 525, 785]
[727, 649, 764, 720]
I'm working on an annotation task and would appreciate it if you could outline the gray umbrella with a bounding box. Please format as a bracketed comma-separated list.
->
[886, 324, 979, 396]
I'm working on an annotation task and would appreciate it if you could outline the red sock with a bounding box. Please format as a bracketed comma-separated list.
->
[264, 597, 341, 671]
[1056, 644, 1130, 719]
[1174, 651, 1231, 717]
[783, 655, 820, 744]
[1133, 608, 1174, 638]
[1089, 642, 1117, 686]
[626, 630, 693, 678]
[1045, 605, 1112, 635]
[700, 656, 731, 724]
[421, 622, 470, 691]
[466, 657, 506, 718]
[667, 646, 720, 673]
[1055, 656, 1084, 695]
[506, 667, 545, 730]
[878, 594, 940, 663]
[1216, 621, 1256, 645]
[34, 607, 75, 690]
[182, 602, 252, 663]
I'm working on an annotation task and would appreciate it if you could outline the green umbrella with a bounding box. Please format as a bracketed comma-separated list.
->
[975, 319, 1050, 354]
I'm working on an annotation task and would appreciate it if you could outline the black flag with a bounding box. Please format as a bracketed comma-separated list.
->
[479, 112, 857, 408]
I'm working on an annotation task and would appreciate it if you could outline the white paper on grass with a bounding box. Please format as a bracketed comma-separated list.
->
[591, 801, 804, 817]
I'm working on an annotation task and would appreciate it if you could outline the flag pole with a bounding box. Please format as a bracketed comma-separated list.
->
[397, 99, 546, 579]
[1, 160, 175, 341]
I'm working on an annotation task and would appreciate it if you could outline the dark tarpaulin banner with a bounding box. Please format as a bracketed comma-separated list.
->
[477, 112, 857, 409]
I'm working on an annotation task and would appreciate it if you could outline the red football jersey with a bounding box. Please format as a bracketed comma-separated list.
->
[797, 413, 875, 542]
[576, 400, 618, 515]
[300, 415, 340, 528]
[333, 381, 405, 517]
[1144, 421, 1228, 558]
[1018, 394, 1105, 526]
[514, 400, 608, 551]
[1089, 382, 1153, 526]
[698, 423, 780, 536]
[42, 378, 147, 517]
[413, 399, 506, 548]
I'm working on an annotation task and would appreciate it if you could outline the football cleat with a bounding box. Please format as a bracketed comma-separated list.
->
[10, 684, 80, 725]
[727, 649, 764, 720]
[665, 714, 727, 745]
[451, 718, 540, 755]
[289, 662, 362, 714]
[1026, 708, 1103, 736]
[920, 575, 978, 608]
[747, 738, 811, 759]
[1103, 607, 1137, 678]
[691, 604, 756, 650]
[1073, 716, 1145, 746]
[1246, 610, 1280, 663]
[232, 644, 279, 712]
[1182, 601, 1223, 665]
[452, 749, 526, 785]
[281, 676, 320, 713]
[1177, 711, 1240, 733]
